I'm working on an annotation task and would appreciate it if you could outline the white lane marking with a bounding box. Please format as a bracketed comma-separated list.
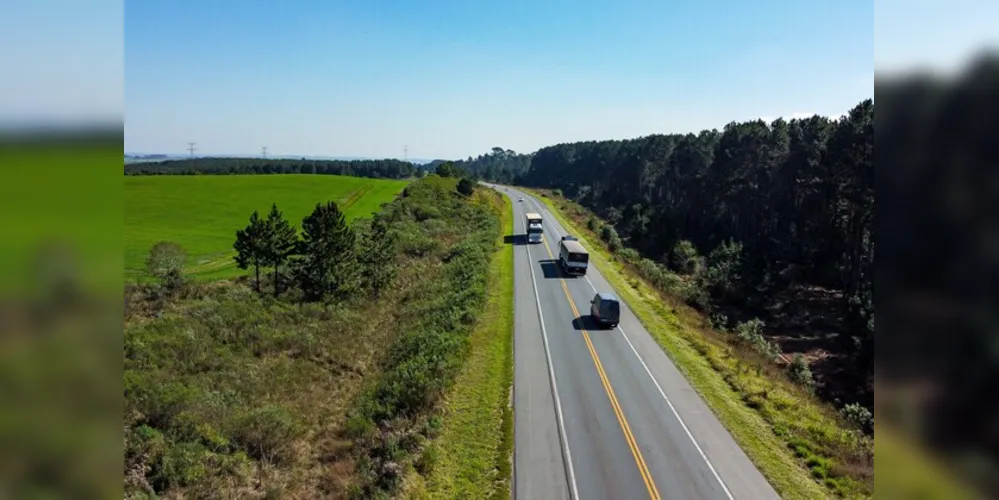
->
[513, 190, 580, 500]
[524, 191, 735, 500]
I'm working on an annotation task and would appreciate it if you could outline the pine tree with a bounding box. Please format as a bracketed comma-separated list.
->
[233, 210, 267, 292]
[293, 201, 358, 302]
[264, 203, 299, 297]
[358, 213, 397, 298]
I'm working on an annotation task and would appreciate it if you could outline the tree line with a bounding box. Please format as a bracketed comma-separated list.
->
[431, 147, 533, 184]
[124, 157, 418, 179]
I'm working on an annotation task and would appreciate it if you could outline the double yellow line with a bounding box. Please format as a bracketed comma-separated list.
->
[541, 238, 662, 500]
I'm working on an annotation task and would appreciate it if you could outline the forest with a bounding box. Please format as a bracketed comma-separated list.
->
[462, 99, 874, 413]
[124, 157, 418, 179]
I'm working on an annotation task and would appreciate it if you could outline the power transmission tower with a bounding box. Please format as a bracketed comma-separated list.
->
[262, 146, 268, 158]
[187, 142, 197, 158]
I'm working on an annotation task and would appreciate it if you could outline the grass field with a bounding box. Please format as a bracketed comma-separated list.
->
[124, 174, 409, 280]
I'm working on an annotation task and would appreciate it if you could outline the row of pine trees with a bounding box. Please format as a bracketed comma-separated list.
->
[232, 202, 395, 302]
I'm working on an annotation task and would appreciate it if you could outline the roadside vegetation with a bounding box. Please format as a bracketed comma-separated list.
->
[124, 174, 408, 280]
[410, 193, 515, 499]
[124, 169, 505, 499]
[529, 189, 870, 499]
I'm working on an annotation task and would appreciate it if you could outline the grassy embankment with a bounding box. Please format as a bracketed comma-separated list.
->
[397, 192, 515, 499]
[124, 174, 408, 280]
[124, 176, 504, 499]
[527, 189, 870, 499]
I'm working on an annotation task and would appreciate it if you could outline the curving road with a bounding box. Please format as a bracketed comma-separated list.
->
[489, 184, 782, 500]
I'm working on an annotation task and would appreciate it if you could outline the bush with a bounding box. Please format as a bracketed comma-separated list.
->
[551, 188, 563, 197]
[600, 225, 623, 252]
[232, 405, 302, 463]
[414, 443, 439, 475]
[618, 248, 639, 262]
[709, 312, 730, 331]
[787, 354, 814, 389]
[841, 403, 873, 433]
[146, 241, 187, 292]
[735, 318, 781, 361]
[586, 216, 599, 232]
[705, 239, 744, 301]
[457, 178, 475, 196]
[671, 240, 703, 275]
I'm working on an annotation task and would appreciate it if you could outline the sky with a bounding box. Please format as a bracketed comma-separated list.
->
[18, 0, 993, 159]
[118, 0, 881, 159]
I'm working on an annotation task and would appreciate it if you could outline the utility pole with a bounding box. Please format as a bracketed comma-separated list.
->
[404, 145, 408, 162]
[187, 142, 197, 158]
[262, 146, 268, 158]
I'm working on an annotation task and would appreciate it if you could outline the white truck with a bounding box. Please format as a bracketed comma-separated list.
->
[525, 213, 543, 244]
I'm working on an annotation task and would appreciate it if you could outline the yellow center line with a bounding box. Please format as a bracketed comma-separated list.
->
[541, 237, 662, 500]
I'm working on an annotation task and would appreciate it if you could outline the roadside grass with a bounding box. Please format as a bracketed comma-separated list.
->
[124, 174, 408, 280]
[418, 191, 515, 499]
[527, 189, 864, 499]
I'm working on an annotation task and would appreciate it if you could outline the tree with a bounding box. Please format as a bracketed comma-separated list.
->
[671, 240, 703, 275]
[358, 214, 397, 298]
[456, 178, 475, 196]
[146, 241, 186, 291]
[436, 162, 455, 178]
[233, 210, 267, 292]
[293, 201, 358, 303]
[263, 203, 299, 297]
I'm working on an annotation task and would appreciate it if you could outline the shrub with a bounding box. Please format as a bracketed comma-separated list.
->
[671, 240, 703, 275]
[146, 241, 187, 292]
[457, 178, 475, 196]
[787, 353, 815, 389]
[414, 443, 439, 475]
[709, 312, 729, 331]
[735, 318, 781, 361]
[841, 403, 874, 433]
[552, 188, 563, 197]
[586, 216, 599, 232]
[618, 248, 640, 262]
[705, 239, 744, 301]
[232, 405, 302, 463]
[600, 225, 623, 252]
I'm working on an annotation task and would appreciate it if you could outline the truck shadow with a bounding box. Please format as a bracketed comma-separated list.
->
[504, 234, 527, 246]
[572, 315, 604, 331]
[540, 260, 563, 279]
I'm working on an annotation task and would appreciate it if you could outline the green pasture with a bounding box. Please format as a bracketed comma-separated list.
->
[125, 174, 408, 280]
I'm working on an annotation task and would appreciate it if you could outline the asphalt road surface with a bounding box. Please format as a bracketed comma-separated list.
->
[489, 184, 782, 500]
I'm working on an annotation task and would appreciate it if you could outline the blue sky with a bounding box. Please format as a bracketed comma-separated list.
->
[123, 0, 877, 159]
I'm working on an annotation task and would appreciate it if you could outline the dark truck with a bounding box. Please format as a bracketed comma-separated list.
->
[590, 292, 621, 329]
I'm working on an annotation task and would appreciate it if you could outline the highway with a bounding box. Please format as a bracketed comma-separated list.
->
[491, 184, 782, 500]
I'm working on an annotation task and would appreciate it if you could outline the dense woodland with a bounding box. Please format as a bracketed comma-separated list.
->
[464, 99, 874, 412]
[124, 157, 418, 179]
